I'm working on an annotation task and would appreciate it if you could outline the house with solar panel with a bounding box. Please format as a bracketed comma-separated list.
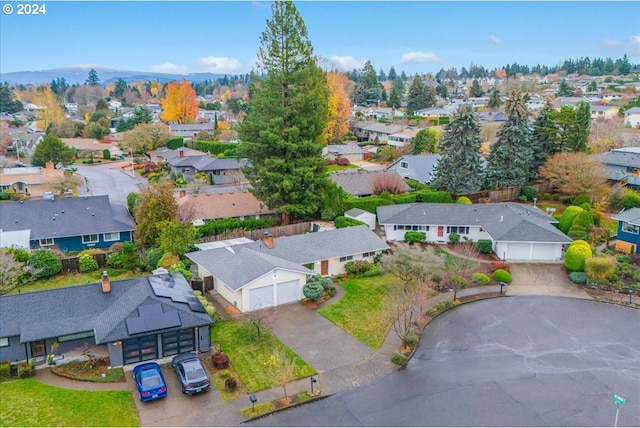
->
[0, 272, 213, 366]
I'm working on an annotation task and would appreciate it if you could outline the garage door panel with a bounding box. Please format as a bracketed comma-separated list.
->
[249, 285, 274, 311]
[276, 280, 300, 305]
[508, 243, 531, 260]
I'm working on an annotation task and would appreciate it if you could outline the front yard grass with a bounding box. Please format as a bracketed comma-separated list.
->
[211, 320, 316, 393]
[10, 269, 146, 294]
[0, 378, 139, 427]
[318, 273, 398, 349]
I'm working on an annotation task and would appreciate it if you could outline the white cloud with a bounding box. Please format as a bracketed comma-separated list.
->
[149, 62, 189, 74]
[400, 52, 442, 64]
[629, 35, 640, 57]
[602, 39, 621, 47]
[198, 56, 244, 74]
[488, 35, 501, 44]
[328, 56, 365, 71]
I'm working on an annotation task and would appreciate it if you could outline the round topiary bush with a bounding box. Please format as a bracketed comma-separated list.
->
[303, 279, 325, 301]
[564, 244, 593, 272]
[456, 196, 472, 204]
[572, 210, 594, 229]
[567, 225, 588, 240]
[492, 269, 513, 283]
[558, 206, 584, 234]
[569, 240, 592, 250]
[471, 272, 490, 285]
[568, 271, 587, 284]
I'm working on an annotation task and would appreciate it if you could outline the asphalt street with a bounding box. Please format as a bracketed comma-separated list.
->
[74, 161, 142, 206]
[248, 296, 640, 427]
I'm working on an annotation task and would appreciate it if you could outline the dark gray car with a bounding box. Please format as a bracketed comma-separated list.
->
[171, 352, 211, 395]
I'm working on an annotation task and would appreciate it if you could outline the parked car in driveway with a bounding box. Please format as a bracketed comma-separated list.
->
[133, 362, 168, 402]
[171, 351, 211, 395]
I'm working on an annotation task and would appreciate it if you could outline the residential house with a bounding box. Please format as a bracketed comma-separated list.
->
[387, 127, 424, 147]
[611, 208, 640, 255]
[331, 169, 412, 197]
[152, 147, 207, 163]
[0, 272, 213, 366]
[350, 122, 406, 143]
[624, 107, 640, 128]
[385, 154, 441, 184]
[0, 195, 136, 252]
[322, 143, 367, 162]
[590, 105, 620, 120]
[602, 93, 624, 103]
[7, 129, 43, 158]
[371, 107, 404, 119]
[377, 202, 572, 261]
[187, 226, 389, 312]
[176, 190, 277, 223]
[169, 123, 215, 139]
[0, 163, 65, 197]
[344, 208, 376, 230]
[476, 111, 508, 122]
[61, 138, 124, 159]
[598, 147, 640, 188]
[166, 150, 247, 185]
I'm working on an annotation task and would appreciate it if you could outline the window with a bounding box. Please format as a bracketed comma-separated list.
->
[339, 255, 353, 262]
[363, 251, 375, 258]
[82, 234, 99, 244]
[57, 331, 94, 343]
[40, 238, 54, 246]
[400, 161, 408, 169]
[103, 232, 120, 242]
[0, 338, 8, 348]
[447, 226, 469, 235]
[622, 222, 639, 235]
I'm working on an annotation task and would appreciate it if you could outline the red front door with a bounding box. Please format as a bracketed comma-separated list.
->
[437, 226, 444, 237]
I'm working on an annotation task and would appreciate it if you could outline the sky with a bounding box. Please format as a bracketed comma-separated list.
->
[0, 1, 639, 76]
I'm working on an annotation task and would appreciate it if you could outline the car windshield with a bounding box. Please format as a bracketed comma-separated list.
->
[186, 368, 206, 380]
[142, 374, 162, 388]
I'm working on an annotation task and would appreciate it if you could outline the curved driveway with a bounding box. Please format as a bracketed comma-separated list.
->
[74, 161, 144, 206]
[249, 297, 640, 427]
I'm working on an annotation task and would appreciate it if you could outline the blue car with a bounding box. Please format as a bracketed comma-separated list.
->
[133, 362, 167, 402]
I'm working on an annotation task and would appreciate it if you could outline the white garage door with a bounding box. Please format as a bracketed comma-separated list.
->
[276, 280, 300, 305]
[507, 243, 531, 260]
[249, 285, 274, 311]
[532, 243, 559, 261]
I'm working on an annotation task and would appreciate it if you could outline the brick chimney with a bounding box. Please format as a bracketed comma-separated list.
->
[263, 232, 274, 249]
[179, 189, 186, 198]
[179, 149, 184, 158]
[101, 271, 111, 293]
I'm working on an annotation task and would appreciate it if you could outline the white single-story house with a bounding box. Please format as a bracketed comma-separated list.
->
[624, 107, 640, 128]
[377, 202, 572, 262]
[345, 208, 376, 230]
[322, 143, 367, 162]
[186, 226, 389, 312]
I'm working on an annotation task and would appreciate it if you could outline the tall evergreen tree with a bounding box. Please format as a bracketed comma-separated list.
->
[430, 104, 484, 195]
[0, 82, 22, 114]
[470, 79, 483, 97]
[487, 89, 503, 109]
[393, 76, 405, 97]
[555, 79, 573, 97]
[378, 68, 387, 82]
[566, 102, 590, 152]
[387, 86, 401, 108]
[238, 1, 328, 222]
[406, 76, 429, 115]
[359, 60, 378, 89]
[387, 66, 397, 81]
[484, 90, 533, 189]
[86, 68, 100, 86]
[529, 100, 559, 179]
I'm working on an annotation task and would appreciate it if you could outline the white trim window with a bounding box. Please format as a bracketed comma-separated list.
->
[82, 234, 99, 244]
[362, 251, 376, 258]
[622, 222, 639, 235]
[400, 161, 409, 169]
[103, 232, 120, 242]
[447, 226, 470, 235]
[0, 337, 8, 347]
[339, 255, 354, 262]
[40, 238, 54, 246]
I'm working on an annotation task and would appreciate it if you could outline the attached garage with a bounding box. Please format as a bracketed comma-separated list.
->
[276, 279, 300, 305]
[249, 284, 274, 311]
[505, 243, 531, 260]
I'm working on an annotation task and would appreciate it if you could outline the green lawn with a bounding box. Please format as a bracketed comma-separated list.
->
[211, 321, 316, 393]
[327, 164, 359, 172]
[0, 378, 139, 427]
[10, 270, 146, 294]
[318, 274, 397, 349]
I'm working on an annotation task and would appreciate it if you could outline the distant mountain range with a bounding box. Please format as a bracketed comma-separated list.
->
[0, 65, 227, 85]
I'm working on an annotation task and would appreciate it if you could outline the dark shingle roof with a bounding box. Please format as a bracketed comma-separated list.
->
[599, 148, 640, 168]
[0, 195, 136, 240]
[331, 169, 412, 196]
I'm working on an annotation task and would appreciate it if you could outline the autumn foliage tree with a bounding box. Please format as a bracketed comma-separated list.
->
[538, 152, 609, 200]
[133, 179, 178, 248]
[32, 85, 65, 131]
[323, 71, 351, 143]
[160, 79, 199, 124]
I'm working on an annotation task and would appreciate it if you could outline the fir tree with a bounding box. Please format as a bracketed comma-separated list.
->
[406, 76, 428, 115]
[484, 90, 533, 189]
[470, 79, 483, 97]
[388, 86, 401, 109]
[555, 79, 573, 97]
[387, 66, 397, 81]
[566, 102, 590, 152]
[529, 100, 560, 179]
[86, 68, 100, 86]
[487, 89, 503, 109]
[238, 1, 329, 222]
[430, 104, 484, 195]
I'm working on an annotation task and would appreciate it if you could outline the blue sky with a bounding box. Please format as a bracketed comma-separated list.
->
[1, 1, 639, 75]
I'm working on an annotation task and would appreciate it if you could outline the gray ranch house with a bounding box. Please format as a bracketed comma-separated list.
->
[187, 226, 389, 312]
[378, 202, 571, 261]
[0, 273, 213, 366]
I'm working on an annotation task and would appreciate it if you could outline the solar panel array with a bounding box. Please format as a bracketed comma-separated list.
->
[148, 274, 207, 313]
[126, 303, 182, 335]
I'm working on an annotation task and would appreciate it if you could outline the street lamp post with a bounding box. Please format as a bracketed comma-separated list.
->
[310, 376, 317, 395]
[500, 282, 505, 295]
[629, 289, 633, 304]
[249, 394, 257, 411]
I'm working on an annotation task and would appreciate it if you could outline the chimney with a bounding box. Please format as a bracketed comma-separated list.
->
[179, 189, 186, 198]
[45, 161, 54, 170]
[263, 232, 274, 249]
[179, 149, 184, 158]
[101, 271, 111, 293]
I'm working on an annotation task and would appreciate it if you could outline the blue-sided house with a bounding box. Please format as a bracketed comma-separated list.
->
[611, 208, 640, 255]
[0, 272, 213, 366]
[0, 195, 135, 252]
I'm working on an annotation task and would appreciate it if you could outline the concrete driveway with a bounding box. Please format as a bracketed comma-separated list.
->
[507, 263, 591, 299]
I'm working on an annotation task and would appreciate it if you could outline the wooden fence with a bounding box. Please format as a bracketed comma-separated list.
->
[465, 183, 554, 204]
[197, 221, 313, 244]
[61, 253, 109, 273]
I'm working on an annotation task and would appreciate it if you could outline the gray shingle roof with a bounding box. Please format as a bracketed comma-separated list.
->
[377, 203, 572, 244]
[345, 208, 371, 217]
[331, 169, 412, 196]
[599, 148, 640, 168]
[385, 154, 441, 183]
[325, 143, 366, 156]
[611, 208, 640, 225]
[0, 273, 212, 344]
[0, 195, 136, 240]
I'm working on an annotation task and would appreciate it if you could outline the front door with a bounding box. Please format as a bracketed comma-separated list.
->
[320, 260, 328, 276]
[30, 341, 46, 358]
[437, 226, 444, 237]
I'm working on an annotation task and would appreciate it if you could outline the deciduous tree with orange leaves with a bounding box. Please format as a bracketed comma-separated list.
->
[323, 71, 351, 144]
[32, 85, 65, 131]
[160, 79, 199, 124]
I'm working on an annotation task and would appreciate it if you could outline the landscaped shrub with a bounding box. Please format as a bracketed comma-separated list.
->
[7, 247, 29, 263]
[404, 231, 426, 244]
[159, 253, 180, 269]
[570, 240, 592, 251]
[197, 218, 273, 237]
[567, 225, 588, 240]
[573, 195, 591, 206]
[169, 261, 193, 280]
[543, 193, 551, 200]
[456, 196, 472, 204]
[579, 202, 591, 212]
[106, 252, 123, 268]
[0, 361, 10, 381]
[490, 261, 510, 272]
[334, 216, 367, 229]
[564, 244, 593, 272]
[476, 239, 493, 254]
[166, 137, 184, 150]
[392, 193, 417, 205]
[584, 256, 616, 280]
[449, 233, 460, 244]
[345, 260, 373, 276]
[492, 269, 513, 283]
[449, 274, 468, 288]
[572, 210, 594, 229]
[471, 273, 490, 285]
[552, 194, 559, 201]
[427, 300, 456, 317]
[303, 280, 324, 301]
[102, 149, 111, 160]
[568, 272, 587, 284]
[17, 361, 34, 379]
[225, 377, 238, 392]
[79, 254, 99, 273]
[431, 273, 442, 285]
[194, 141, 237, 156]
[121, 242, 140, 272]
[336, 157, 350, 166]
[28, 248, 62, 278]
[520, 186, 536, 201]
[414, 190, 452, 203]
[391, 352, 409, 367]
[558, 206, 584, 234]
[616, 188, 640, 209]
[405, 179, 429, 191]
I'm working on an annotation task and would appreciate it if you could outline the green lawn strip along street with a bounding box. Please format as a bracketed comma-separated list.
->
[318, 274, 396, 349]
[211, 320, 316, 393]
[0, 378, 139, 427]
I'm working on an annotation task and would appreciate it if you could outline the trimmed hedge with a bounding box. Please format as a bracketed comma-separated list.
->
[334, 216, 367, 228]
[405, 231, 426, 244]
[572, 210, 594, 229]
[492, 269, 513, 283]
[476, 239, 493, 254]
[558, 206, 584, 234]
[345, 260, 373, 276]
[471, 273, 490, 285]
[198, 217, 272, 237]
[193, 140, 238, 156]
[166, 137, 184, 150]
